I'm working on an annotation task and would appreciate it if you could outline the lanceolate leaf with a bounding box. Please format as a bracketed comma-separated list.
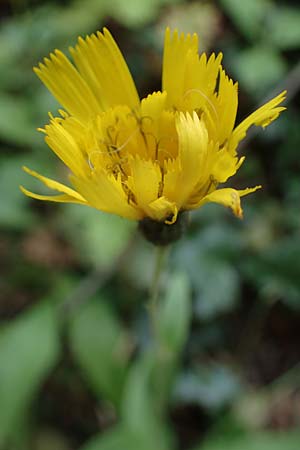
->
[0, 302, 60, 444]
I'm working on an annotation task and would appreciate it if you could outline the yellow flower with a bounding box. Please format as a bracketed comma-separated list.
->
[21, 28, 286, 225]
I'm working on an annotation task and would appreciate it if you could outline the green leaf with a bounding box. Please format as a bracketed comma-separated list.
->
[0, 93, 37, 146]
[121, 354, 171, 450]
[0, 156, 37, 229]
[81, 354, 171, 450]
[108, 0, 181, 27]
[69, 297, 130, 406]
[158, 271, 191, 353]
[122, 354, 155, 430]
[219, 0, 270, 41]
[197, 431, 300, 450]
[62, 204, 134, 269]
[80, 425, 153, 450]
[0, 302, 60, 444]
[231, 46, 287, 96]
[267, 7, 300, 49]
[243, 235, 300, 308]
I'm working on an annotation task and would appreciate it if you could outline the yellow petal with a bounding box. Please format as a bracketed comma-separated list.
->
[180, 52, 223, 114]
[126, 157, 162, 215]
[44, 117, 88, 177]
[211, 149, 245, 183]
[164, 112, 209, 206]
[140, 91, 178, 161]
[70, 172, 141, 221]
[91, 104, 150, 162]
[195, 186, 261, 218]
[148, 196, 178, 224]
[162, 28, 198, 108]
[20, 187, 85, 204]
[21, 166, 86, 203]
[229, 91, 286, 153]
[69, 28, 140, 111]
[140, 91, 167, 131]
[214, 70, 238, 145]
[178, 111, 209, 170]
[34, 50, 102, 122]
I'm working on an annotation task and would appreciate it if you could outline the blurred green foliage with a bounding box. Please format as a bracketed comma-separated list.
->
[1, 0, 300, 449]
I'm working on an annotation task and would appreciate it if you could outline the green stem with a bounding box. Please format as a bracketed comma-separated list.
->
[147, 245, 171, 417]
[148, 245, 168, 341]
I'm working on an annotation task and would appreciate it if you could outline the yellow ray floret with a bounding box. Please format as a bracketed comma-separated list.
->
[69, 29, 140, 111]
[20, 166, 87, 204]
[228, 91, 287, 154]
[22, 28, 286, 224]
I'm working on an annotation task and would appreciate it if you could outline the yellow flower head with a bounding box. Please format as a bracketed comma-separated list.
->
[21, 28, 286, 227]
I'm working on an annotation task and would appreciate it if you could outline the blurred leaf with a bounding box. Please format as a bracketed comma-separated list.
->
[0, 3, 108, 77]
[233, 363, 300, 429]
[158, 2, 221, 51]
[243, 235, 300, 307]
[0, 302, 60, 444]
[62, 205, 134, 269]
[122, 354, 155, 430]
[109, 0, 181, 27]
[122, 240, 156, 289]
[80, 424, 153, 450]
[121, 353, 171, 450]
[176, 221, 243, 269]
[232, 46, 287, 96]
[267, 7, 300, 49]
[194, 260, 239, 319]
[69, 297, 130, 406]
[158, 271, 191, 353]
[219, 0, 270, 41]
[174, 364, 242, 412]
[33, 428, 71, 450]
[197, 430, 300, 450]
[0, 156, 37, 229]
[81, 354, 171, 450]
[0, 93, 37, 146]
[51, 1, 107, 39]
[175, 224, 241, 319]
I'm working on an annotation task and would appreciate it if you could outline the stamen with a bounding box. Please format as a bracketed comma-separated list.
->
[106, 125, 116, 144]
[158, 168, 165, 197]
[155, 147, 174, 161]
[153, 136, 178, 163]
[87, 128, 139, 169]
[127, 110, 154, 131]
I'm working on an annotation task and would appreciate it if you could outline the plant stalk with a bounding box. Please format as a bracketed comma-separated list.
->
[148, 245, 168, 342]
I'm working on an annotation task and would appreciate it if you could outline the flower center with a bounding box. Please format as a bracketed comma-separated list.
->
[87, 105, 178, 181]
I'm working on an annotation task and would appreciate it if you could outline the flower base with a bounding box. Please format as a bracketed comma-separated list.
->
[138, 212, 189, 246]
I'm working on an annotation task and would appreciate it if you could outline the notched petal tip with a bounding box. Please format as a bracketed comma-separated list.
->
[22, 165, 31, 174]
[102, 27, 111, 37]
[37, 127, 46, 134]
[33, 66, 40, 75]
[278, 89, 287, 100]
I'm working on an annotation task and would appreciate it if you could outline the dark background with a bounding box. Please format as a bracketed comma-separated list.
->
[0, 0, 300, 449]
